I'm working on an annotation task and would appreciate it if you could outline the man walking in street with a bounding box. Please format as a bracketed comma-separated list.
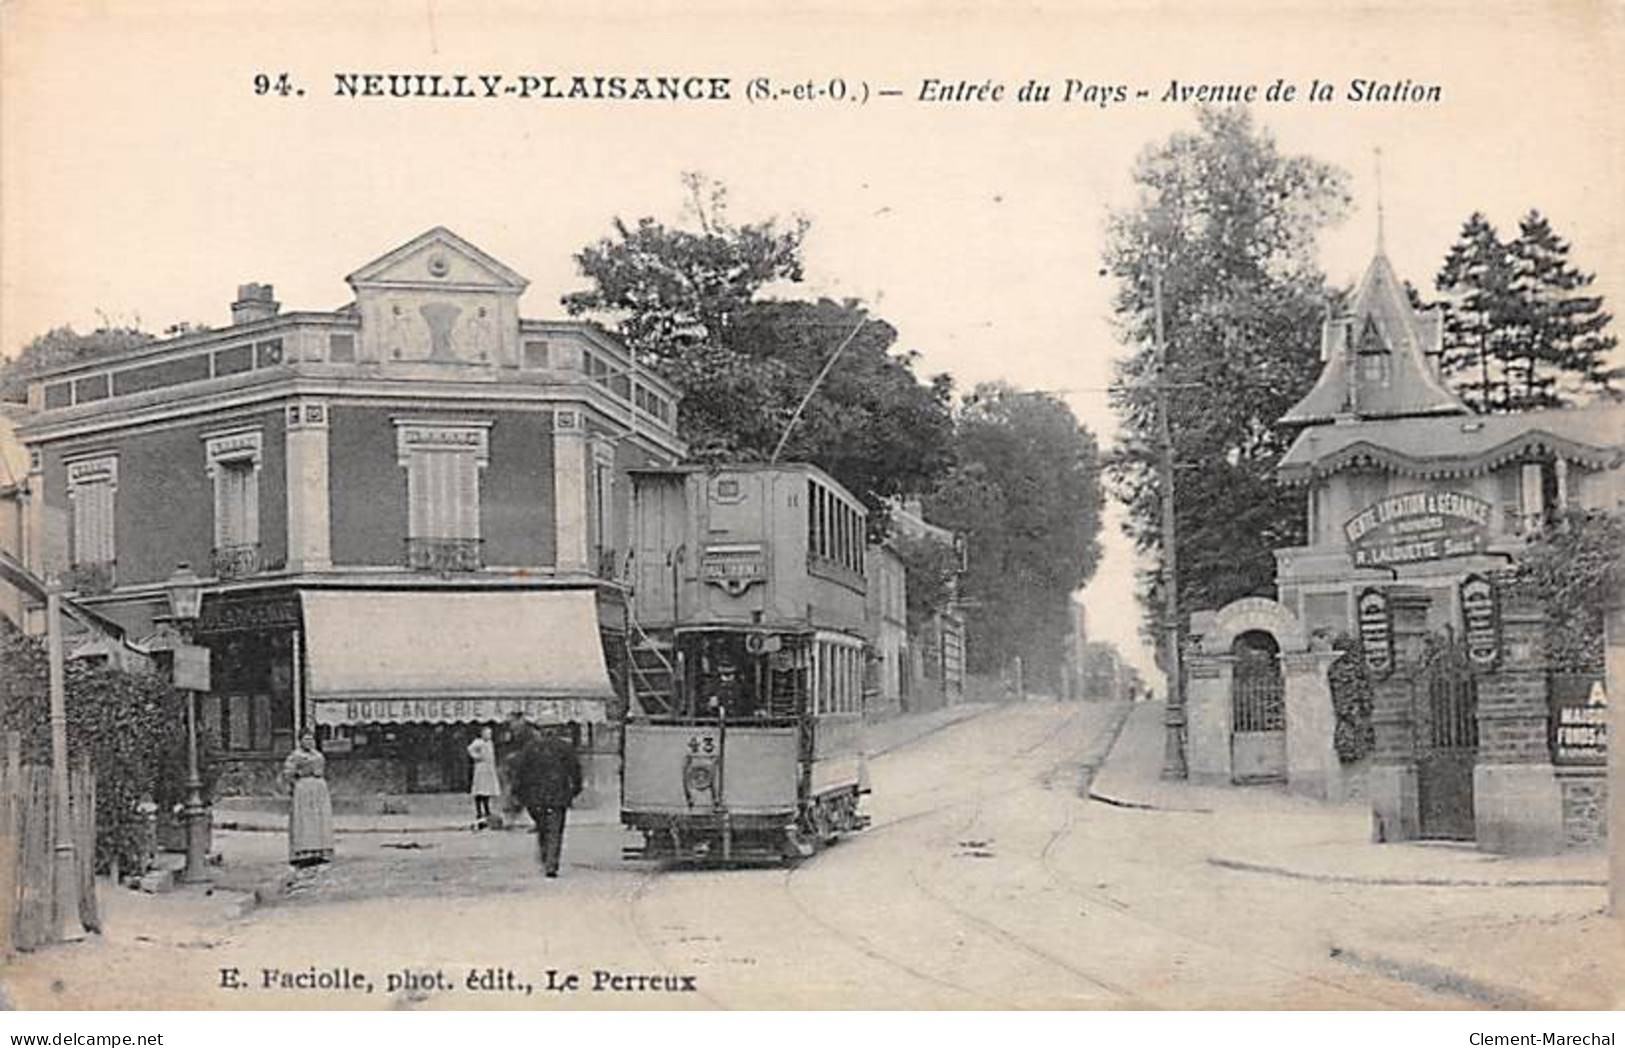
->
[508, 722, 583, 878]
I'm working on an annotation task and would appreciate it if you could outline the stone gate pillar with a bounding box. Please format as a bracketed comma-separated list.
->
[1475, 602, 1564, 854]
[1184, 611, 1229, 784]
[1282, 645, 1343, 800]
[1185, 654, 1234, 785]
[1369, 591, 1431, 842]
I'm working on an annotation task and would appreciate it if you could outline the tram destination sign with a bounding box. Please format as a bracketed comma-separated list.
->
[1344, 490, 1492, 568]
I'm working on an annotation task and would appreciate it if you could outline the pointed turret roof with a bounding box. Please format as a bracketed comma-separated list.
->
[1280, 249, 1469, 426]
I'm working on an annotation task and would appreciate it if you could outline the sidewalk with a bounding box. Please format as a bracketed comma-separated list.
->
[1092, 701, 1608, 887]
[1091, 701, 1621, 1009]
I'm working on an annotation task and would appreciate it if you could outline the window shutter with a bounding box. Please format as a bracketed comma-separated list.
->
[75, 481, 115, 565]
[455, 451, 480, 540]
[406, 448, 480, 540]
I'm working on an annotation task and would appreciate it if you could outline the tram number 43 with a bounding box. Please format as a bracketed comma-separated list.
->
[686, 735, 717, 755]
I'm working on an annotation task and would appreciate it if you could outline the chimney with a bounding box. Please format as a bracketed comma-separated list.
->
[231, 283, 280, 325]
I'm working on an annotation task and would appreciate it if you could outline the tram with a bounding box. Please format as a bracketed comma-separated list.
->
[619, 463, 872, 862]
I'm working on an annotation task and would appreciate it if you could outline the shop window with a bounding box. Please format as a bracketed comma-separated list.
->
[217, 693, 275, 752]
[208, 694, 274, 752]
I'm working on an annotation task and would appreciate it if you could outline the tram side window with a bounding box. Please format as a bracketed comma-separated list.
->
[821, 489, 833, 560]
[807, 479, 817, 555]
[833, 500, 843, 566]
[822, 642, 833, 714]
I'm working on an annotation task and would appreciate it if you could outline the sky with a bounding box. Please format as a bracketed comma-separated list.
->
[3, 1, 1622, 690]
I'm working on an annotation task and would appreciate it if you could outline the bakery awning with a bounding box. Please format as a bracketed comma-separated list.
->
[303, 589, 612, 726]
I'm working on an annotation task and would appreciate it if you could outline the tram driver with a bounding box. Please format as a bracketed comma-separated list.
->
[703, 661, 761, 720]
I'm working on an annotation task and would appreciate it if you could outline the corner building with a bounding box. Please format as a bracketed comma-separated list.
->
[16, 228, 684, 801]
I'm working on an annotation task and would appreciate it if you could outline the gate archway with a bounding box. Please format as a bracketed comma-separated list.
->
[1230, 630, 1286, 783]
[1412, 635, 1479, 840]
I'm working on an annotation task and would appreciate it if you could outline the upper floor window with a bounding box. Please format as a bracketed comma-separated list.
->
[591, 440, 617, 577]
[66, 455, 117, 591]
[395, 420, 490, 571]
[205, 430, 263, 577]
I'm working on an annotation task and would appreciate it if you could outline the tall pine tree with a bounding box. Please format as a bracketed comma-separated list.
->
[1434, 213, 1515, 412]
[1434, 210, 1616, 411]
[1507, 210, 1617, 407]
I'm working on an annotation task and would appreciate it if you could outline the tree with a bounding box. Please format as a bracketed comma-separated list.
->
[1434, 212, 1516, 412]
[1103, 107, 1352, 663]
[889, 533, 961, 634]
[0, 621, 209, 874]
[1509, 507, 1623, 672]
[1434, 210, 1617, 411]
[1506, 211, 1618, 407]
[564, 174, 956, 524]
[732, 299, 956, 528]
[926, 384, 1104, 689]
[1, 324, 155, 402]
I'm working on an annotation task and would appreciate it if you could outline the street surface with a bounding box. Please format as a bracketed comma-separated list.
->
[0, 702, 1604, 1009]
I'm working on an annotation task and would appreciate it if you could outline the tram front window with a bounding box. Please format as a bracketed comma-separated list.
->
[701, 662, 763, 720]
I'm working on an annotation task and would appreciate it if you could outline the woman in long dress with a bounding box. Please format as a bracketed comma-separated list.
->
[467, 726, 501, 829]
[284, 730, 334, 866]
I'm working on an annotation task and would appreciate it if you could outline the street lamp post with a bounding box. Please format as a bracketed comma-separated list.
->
[163, 565, 210, 884]
[1152, 268, 1187, 780]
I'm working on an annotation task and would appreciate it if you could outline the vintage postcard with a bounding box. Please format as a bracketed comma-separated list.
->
[0, 0, 1620, 1022]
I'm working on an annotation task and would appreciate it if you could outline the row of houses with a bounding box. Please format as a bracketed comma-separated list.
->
[0, 227, 966, 806]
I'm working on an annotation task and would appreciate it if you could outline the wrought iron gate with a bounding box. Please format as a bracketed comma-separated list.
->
[1412, 637, 1478, 840]
[1231, 642, 1286, 783]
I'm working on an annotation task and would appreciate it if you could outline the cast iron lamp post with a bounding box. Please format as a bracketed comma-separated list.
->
[164, 564, 210, 884]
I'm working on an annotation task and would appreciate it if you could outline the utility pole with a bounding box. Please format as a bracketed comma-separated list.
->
[1606, 600, 1623, 919]
[1153, 269, 1187, 780]
[46, 588, 79, 939]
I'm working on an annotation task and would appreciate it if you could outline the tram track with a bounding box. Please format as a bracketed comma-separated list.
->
[628, 702, 1228, 1010]
[619, 867, 732, 1009]
[762, 703, 1114, 1008]
[807, 699, 1442, 1010]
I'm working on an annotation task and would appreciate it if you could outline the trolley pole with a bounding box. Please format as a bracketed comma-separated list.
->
[1153, 269, 1187, 780]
